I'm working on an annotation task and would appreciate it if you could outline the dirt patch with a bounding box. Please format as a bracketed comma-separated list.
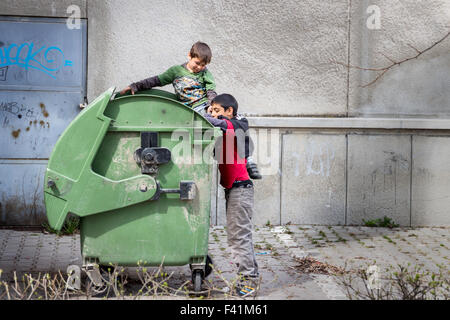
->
[294, 257, 346, 275]
[39, 103, 49, 117]
[11, 129, 21, 138]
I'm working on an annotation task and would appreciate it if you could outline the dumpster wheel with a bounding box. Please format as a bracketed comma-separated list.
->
[204, 255, 213, 278]
[192, 270, 203, 293]
[189, 255, 213, 279]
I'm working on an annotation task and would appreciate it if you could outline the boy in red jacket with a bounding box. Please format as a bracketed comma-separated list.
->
[204, 94, 259, 296]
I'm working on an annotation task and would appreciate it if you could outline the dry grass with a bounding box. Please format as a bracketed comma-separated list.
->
[0, 262, 262, 300]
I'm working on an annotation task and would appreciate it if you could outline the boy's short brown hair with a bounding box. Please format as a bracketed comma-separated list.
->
[190, 42, 212, 64]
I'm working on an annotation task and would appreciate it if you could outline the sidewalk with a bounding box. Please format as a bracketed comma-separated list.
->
[0, 225, 448, 299]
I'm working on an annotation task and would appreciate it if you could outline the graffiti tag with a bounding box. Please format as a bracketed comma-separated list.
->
[0, 42, 73, 79]
[0, 66, 7, 81]
[0, 101, 36, 119]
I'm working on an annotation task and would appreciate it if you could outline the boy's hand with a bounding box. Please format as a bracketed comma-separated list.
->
[120, 86, 135, 95]
[207, 105, 212, 114]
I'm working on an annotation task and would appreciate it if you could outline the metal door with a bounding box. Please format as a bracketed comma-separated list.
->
[0, 16, 87, 225]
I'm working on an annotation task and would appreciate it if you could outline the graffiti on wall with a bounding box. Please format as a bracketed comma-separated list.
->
[0, 66, 7, 81]
[1, 101, 50, 140]
[0, 42, 73, 79]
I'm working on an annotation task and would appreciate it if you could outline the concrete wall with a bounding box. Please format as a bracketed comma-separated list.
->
[2, 0, 450, 226]
[349, 0, 450, 117]
[281, 133, 346, 225]
[412, 136, 450, 226]
[244, 125, 450, 227]
[86, 0, 350, 116]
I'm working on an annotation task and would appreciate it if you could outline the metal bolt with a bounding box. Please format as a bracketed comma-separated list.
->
[139, 184, 148, 192]
[144, 153, 153, 162]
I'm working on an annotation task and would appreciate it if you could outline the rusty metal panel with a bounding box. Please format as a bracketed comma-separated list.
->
[0, 16, 86, 90]
[0, 160, 47, 225]
[0, 90, 82, 158]
[0, 16, 86, 225]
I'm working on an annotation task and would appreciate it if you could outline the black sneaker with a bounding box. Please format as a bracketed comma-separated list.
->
[246, 159, 262, 180]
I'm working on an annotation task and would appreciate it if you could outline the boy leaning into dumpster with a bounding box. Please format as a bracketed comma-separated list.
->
[120, 41, 261, 179]
[120, 41, 215, 115]
[204, 93, 260, 297]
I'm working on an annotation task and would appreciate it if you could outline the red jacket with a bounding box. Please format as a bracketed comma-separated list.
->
[217, 119, 250, 189]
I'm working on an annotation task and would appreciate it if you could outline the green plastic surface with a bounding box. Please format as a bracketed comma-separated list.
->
[44, 87, 220, 266]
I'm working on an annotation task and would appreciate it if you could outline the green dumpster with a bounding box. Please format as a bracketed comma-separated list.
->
[43, 87, 220, 292]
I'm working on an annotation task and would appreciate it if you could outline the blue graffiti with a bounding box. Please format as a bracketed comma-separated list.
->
[0, 42, 73, 79]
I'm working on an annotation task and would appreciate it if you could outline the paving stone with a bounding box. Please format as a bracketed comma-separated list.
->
[0, 226, 448, 299]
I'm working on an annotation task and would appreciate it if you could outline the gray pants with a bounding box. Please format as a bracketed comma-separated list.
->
[224, 185, 259, 278]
